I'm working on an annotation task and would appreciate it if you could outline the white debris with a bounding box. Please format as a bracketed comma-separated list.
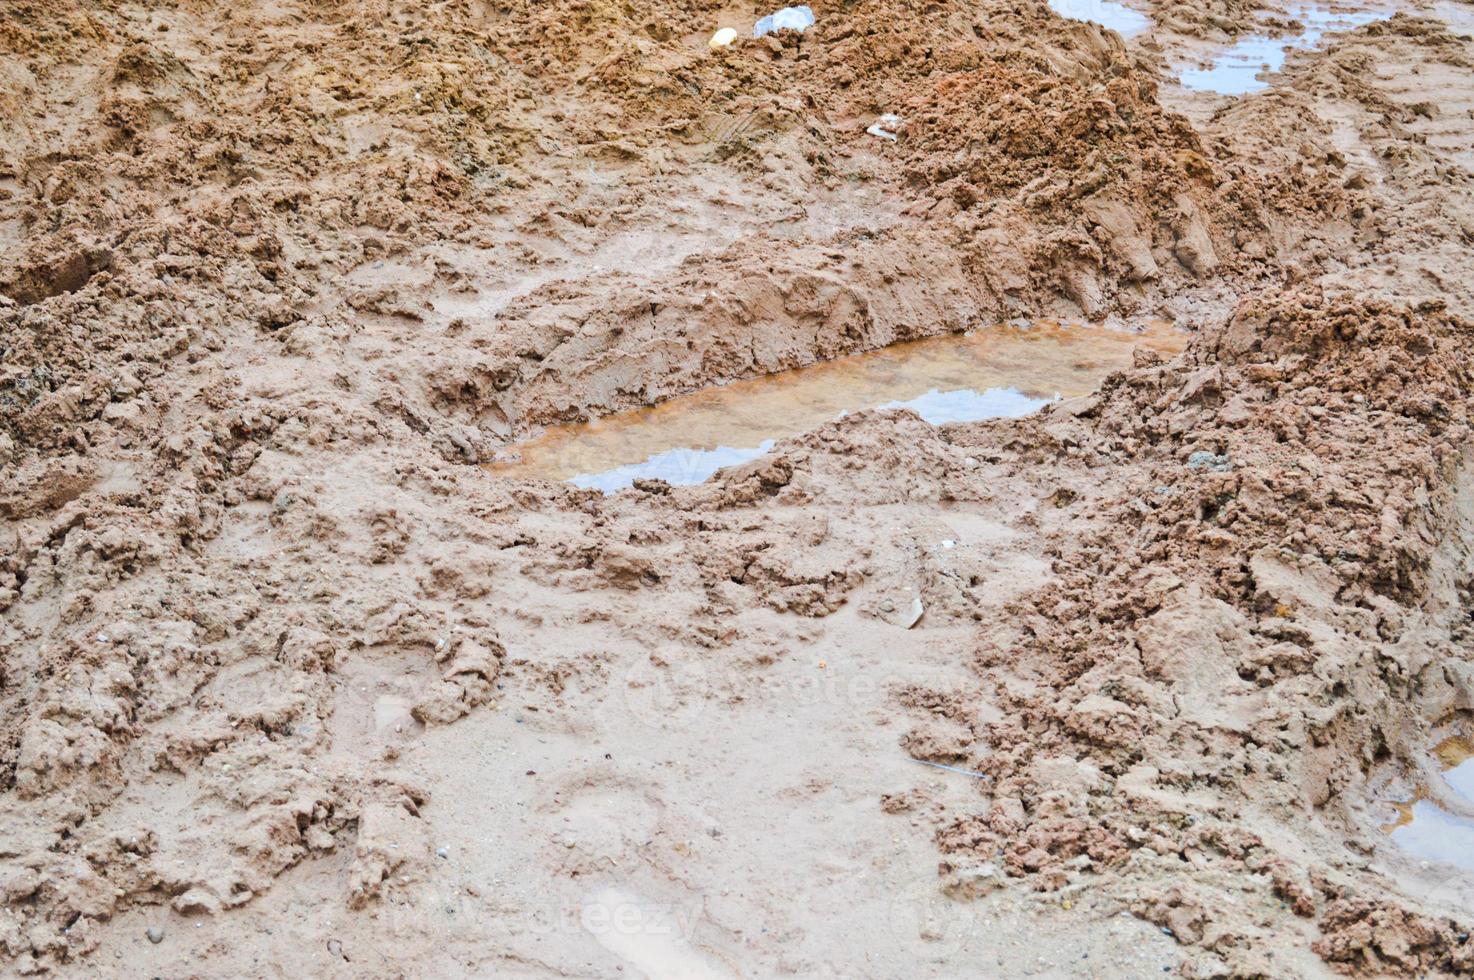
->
[708, 27, 737, 49]
[866, 113, 903, 141]
[753, 5, 815, 38]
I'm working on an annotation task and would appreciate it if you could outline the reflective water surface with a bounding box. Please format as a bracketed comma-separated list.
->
[1048, 0, 1152, 35]
[489, 320, 1186, 493]
[1180, 5, 1387, 95]
[1385, 735, 1474, 873]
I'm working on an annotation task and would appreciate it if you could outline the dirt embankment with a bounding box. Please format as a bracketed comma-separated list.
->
[930, 293, 1474, 976]
[2, 0, 1474, 977]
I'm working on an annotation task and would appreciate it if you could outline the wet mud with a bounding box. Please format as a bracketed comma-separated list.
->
[2, 0, 1474, 977]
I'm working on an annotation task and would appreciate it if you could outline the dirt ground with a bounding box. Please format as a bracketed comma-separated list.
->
[3, 0, 1474, 976]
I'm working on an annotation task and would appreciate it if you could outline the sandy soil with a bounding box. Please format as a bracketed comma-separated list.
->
[3, 0, 1474, 976]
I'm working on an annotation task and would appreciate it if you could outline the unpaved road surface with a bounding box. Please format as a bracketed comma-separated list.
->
[3, 0, 1474, 976]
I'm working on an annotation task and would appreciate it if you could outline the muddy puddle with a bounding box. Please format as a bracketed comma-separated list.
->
[1430, 0, 1474, 30]
[1384, 735, 1474, 873]
[489, 320, 1185, 493]
[1180, 4, 1387, 94]
[1048, 0, 1151, 35]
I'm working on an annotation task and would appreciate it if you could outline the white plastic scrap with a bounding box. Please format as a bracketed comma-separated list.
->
[708, 27, 737, 49]
[866, 113, 902, 141]
[753, 5, 815, 38]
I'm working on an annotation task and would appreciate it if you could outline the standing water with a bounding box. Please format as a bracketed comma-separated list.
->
[1179, 5, 1388, 95]
[1048, 0, 1151, 36]
[1384, 735, 1474, 873]
[488, 320, 1185, 493]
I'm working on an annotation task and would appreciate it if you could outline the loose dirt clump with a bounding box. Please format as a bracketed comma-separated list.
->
[929, 292, 1474, 975]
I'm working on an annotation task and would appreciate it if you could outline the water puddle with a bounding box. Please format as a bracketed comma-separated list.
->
[1179, 5, 1387, 95]
[489, 320, 1185, 493]
[1384, 735, 1474, 873]
[1048, 0, 1151, 36]
[1429, 0, 1474, 32]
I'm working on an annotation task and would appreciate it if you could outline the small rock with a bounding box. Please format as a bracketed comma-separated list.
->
[1056, 393, 1101, 418]
[1186, 451, 1232, 473]
[903, 597, 925, 629]
[879, 594, 925, 627]
[945, 862, 1003, 899]
[146, 926, 164, 944]
[327, 938, 344, 959]
[436, 846, 449, 859]
[171, 887, 221, 916]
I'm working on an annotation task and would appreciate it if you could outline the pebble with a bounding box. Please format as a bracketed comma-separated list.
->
[903, 596, 925, 629]
[327, 938, 344, 959]
[1186, 450, 1232, 473]
[146, 926, 164, 944]
[436, 846, 449, 859]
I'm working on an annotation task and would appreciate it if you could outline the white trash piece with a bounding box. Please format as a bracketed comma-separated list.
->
[753, 5, 815, 38]
[866, 112, 902, 141]
[708, 27, 738, 49]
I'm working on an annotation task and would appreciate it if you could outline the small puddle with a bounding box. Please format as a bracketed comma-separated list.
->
[489, 320, 1185, 493]
[1179, 5, 1387, 95]
[1430, 0, 1474, 32]
[1384, 735, 1474, 873]
[1048, 0, 1151, 36]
